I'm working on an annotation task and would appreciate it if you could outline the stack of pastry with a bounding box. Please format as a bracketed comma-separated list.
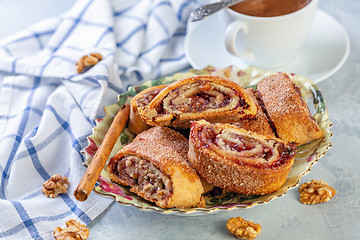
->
[107, 73, 323, 208]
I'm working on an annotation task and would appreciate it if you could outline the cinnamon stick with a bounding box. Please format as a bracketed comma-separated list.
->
[74, 104, 130, 201]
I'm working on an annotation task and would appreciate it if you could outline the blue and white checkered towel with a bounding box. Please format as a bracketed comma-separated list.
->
[0, 0, 203, 239]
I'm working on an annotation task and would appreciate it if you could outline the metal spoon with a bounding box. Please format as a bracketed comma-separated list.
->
[189, 0, 244, 22]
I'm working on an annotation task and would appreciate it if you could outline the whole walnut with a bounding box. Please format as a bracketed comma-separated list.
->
[42, 174, 69, 198]
[53, 219, 89, 240]
[76, 53, 103, 73]
[226, 216, 261, 240]
[299, 179, 337, 204]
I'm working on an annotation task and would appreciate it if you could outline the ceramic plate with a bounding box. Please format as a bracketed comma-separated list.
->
[82, 65, 332, 215]
[185, 10, 350, 84]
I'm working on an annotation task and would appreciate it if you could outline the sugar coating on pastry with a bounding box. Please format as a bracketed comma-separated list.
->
[188, 120, 295, 195]
[256, 73, 323, 145]
[132, 126, 189, 159]
[107, 127, 204, 208]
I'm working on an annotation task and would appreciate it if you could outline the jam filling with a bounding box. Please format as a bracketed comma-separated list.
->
[219, 135, 274, 161]
[137, 88, 163, 108]
[159, 81, 248, 115]
[174, 93, 230, 113]
[198, 125, 295, 167]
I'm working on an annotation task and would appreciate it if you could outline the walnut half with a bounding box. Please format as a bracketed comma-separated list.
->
[299, 179, 337, 204]
[76, 52, 103, 73]
[53, 219, 89, 240]
[226, 216, 261, 240]
[42, 174, 69, 198]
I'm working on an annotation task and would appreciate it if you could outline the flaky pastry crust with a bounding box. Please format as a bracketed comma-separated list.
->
[129, 85, 167, 134]
[256, 73, 323, 145]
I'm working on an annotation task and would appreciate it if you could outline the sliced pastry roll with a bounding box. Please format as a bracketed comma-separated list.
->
[135, 126, 214, 194]
[256, 73, 323, 145]
[233, 88, 276, 138]
[140, 75, 257, 128]
[128, 85, 167, 134]
[107, 127, 204, 208]
[188, 120, 296, 195]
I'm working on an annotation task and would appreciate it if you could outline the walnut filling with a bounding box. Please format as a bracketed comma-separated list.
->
[162, 81, 245, 115]
[116, 155, 172, 201]
[136, 88, 163, 109]
[198, 126, 294, 166]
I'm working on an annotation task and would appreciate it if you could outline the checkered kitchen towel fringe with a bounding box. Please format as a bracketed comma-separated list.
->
[0, 0, 202, 239]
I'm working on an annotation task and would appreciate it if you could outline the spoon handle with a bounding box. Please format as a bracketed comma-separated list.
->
[189, 0, 244, 22]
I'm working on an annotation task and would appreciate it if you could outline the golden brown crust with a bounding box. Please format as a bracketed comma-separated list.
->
[128, 111, 150, 135]
[107, 127, 203, 208]
[132, 126, 189, 159]
[256, 73, 323, 145]
[188, 120, 295, 195]
[139, 75, 257, 128]
[233, 88, 276, 138]
[128, 85, 167, 134]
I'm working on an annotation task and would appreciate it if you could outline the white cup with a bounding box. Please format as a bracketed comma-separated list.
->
[222, 0, 318, 69]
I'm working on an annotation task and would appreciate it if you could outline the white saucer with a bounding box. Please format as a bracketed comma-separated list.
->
[185, 9, 350, 84]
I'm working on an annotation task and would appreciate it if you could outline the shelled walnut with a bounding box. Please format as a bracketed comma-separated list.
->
[299, 179, 337, 204]
[226, 216, 261, 240]
[53, 219, 89, 240]
[76, 52, 103, 73]
[42, 174, 69, 198]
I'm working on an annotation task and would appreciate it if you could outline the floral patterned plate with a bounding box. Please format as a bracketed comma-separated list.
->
[82, 65, 332, 215]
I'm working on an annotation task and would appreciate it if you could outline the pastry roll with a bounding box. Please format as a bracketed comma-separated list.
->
[188, 120, 296, 195]
[107, 127, 204, 208]
[128, 85, 167, 134]
[140, 75, 257, 128]
[233, 88, 276, 138]
[256, 73, 323, 145]
[135, 126, 214, 194]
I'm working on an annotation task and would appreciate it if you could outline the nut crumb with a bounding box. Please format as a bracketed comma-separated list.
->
[299, 179, 337, 204]
[226, 216, 261, 240]
[76, 52, 103, 73]
[42, 174, 69, 198]
[53, 219, 89, 240]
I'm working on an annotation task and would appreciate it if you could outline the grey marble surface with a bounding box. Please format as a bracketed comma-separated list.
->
[0, 0, 359, 239]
